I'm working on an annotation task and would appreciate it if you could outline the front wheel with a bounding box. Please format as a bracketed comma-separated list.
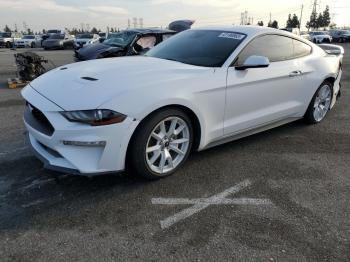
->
[128, 108, 193, 180]
[304, 81, 333, 124]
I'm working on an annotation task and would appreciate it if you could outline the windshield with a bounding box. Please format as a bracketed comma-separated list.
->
[312, 32, 327, 35]
[48, 30, 60, 34]
[146, 30, 246, 67]
[48, 34, 64, 40]
[0, 32, 11, 37]
[23, 35, 35, 39]
[76, 34, 93, 39]
[103, 31, 137, 47]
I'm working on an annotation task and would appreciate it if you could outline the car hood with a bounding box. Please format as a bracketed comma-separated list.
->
[29, 56, 210, 111]
[77, 43, 122, 60]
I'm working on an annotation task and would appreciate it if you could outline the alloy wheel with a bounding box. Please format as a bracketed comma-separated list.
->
[313, 84, 332, 122]
[145, 116, 190, 175]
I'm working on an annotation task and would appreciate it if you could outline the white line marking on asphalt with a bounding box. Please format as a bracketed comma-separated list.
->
[151, 179, 273, 229]
[151, 197, 273, 205]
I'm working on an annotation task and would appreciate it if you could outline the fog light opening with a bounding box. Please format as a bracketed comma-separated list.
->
[62, 140, 106, 147]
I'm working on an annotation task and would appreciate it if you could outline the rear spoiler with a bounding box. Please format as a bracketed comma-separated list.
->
[318, 44, 345, 56]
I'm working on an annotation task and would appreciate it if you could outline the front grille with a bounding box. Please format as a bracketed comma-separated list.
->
[24, 102, 55, 136]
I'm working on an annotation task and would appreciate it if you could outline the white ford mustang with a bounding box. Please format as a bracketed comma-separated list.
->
[22, 26, 344, 179]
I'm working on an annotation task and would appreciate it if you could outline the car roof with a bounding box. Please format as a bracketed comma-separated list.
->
[191, 25, 302, 39]
[124, 28, 176, 34]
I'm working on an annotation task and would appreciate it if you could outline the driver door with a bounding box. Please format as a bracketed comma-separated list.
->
[224, 34, 305, 136]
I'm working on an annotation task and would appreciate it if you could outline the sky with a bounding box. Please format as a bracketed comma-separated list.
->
[0, 0, 349, 32]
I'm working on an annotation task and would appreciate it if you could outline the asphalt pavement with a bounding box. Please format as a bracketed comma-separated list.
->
[0, 46, 349, 262]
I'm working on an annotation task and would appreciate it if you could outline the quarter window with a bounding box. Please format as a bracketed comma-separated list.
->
[293, 39, 312, 58]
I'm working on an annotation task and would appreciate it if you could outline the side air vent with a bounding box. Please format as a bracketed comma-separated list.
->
[81, 76, 98, 81]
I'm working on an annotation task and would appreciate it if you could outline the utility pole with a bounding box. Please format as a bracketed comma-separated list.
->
[133, 17, 137, 28]
[299, 4, 304, 29]
[312, 0, 317, 14]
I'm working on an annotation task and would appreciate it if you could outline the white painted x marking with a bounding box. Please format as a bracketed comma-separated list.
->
[152, 179, 272, 229]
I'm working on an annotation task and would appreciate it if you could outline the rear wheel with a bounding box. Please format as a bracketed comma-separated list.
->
[128, 108, 193, 180]
[304, 81, 333, 124]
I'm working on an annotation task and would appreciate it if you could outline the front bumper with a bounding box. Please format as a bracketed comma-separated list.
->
[22, 85, 139, 175]
[15, 42, 31, 48]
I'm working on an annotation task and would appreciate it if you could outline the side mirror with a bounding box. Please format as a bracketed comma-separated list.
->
[235, 55, 270, 70]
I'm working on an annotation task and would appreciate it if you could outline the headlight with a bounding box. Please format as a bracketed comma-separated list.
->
[60, 109, 126, 126]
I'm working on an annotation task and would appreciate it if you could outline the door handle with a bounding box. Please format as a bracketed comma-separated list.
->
[289, 70, 302, 77]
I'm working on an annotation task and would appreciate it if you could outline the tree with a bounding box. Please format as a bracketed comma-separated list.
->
[90, 27, 99, 34]
[329, 22, 337, 29]
[307, 5, 331, 30]
[286, 14, 293, 28]
[26, 28, 33, 35]
[291, 14, 300, 28]
[307, 9, 318, 30]
[268, 20, 279, 29]
[316, 13, 324, 29]
[3, 25, 11, 32]
[257, 21, 264, 26]
[322, 5, 331, 28]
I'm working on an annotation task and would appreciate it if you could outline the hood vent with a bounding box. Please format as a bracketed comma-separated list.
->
[81, 76, 98, 81]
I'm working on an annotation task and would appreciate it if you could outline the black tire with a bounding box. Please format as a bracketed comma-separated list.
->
[304, 81, 333, 124]
[127, 108, 193, 180]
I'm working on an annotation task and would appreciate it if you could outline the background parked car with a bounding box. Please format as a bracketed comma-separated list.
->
[300, 32, 311, 41]
[41, 29, 62, 42]
[309, 31, 332, 43]
[75, 28, 176, 61]
[74, 33, 100, 50]
[42, 33, 74, 50]
[0, 32, 22, 48]
[328, 29, 350, 43]
[15, 35, 42, 48]
[98, 32, 107, 42]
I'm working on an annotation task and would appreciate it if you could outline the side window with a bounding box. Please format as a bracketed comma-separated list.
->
[235, 35, 294, 65]
[293, 39, 312, 58]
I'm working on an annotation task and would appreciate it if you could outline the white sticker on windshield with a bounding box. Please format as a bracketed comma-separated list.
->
[218, 32, 245, 40]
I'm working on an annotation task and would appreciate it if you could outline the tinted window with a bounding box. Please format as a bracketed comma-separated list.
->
[104, 31, 137, 47]
[147, 30, 246, 67]
[77, 34, 93, 39]
[0, 32, 11, 37]
[293, 39, 312, 58]
[23, 35, 35, 39]
[49, 34, 64, 40]
[235, 35, 293, 65]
